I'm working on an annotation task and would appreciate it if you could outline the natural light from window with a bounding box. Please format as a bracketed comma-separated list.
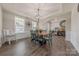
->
[32, 21, 37, 30]
[15, 16, 25, 33]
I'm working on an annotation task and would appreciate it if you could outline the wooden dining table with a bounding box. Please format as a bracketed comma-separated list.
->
[38, 31, 48, 36]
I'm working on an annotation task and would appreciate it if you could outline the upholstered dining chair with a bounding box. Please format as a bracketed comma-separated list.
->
[44, 31, 53, 47]
[30, 30, 46, 46]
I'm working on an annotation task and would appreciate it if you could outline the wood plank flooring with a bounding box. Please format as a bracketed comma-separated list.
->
[0, 36, 79, 56]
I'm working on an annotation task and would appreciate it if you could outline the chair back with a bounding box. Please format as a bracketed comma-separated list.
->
[49, 31, 52, 38]
[30, 30, 38, 40]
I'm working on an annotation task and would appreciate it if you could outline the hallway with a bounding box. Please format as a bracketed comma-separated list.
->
[0, 36, 78, 56]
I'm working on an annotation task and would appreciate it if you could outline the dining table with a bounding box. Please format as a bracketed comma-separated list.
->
[38, 31, 48, 37]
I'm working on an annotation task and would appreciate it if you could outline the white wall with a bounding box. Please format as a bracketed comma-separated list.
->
[65, 13, 71, 41]
[0, 5, 2, 47]
[3, 10, 31, 42]
[71, 4, 79, 53]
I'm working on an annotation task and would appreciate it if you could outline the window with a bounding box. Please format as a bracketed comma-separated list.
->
[32, 21, 37, 30]
[15, 16, 25, 33]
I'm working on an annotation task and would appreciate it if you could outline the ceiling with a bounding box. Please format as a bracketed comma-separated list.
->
[1, 3, 74, 23]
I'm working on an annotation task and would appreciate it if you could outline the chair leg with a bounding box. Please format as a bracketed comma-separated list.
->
[50, 40, 52, 46]
[47, 40, 51, 47]
[48, 40, 52, 47]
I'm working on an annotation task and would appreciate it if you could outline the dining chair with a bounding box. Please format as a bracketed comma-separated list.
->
[30, 30, 46, 46]
[30, 30, 40, 45]
[37, 35, 46, 46]
[44, 31, 52, 47]
[30, 30, 36, 41]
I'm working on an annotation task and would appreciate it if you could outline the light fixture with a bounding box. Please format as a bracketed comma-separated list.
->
[35, 4, 40, 29]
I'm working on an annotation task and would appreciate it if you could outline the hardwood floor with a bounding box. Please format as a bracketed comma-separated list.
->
[0, 36, 79, 56]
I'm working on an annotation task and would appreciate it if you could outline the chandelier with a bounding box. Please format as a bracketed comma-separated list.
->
[35, 4, 40, 29]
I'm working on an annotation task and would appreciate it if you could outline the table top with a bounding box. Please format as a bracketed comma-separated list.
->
[38, 32, 48, 36]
